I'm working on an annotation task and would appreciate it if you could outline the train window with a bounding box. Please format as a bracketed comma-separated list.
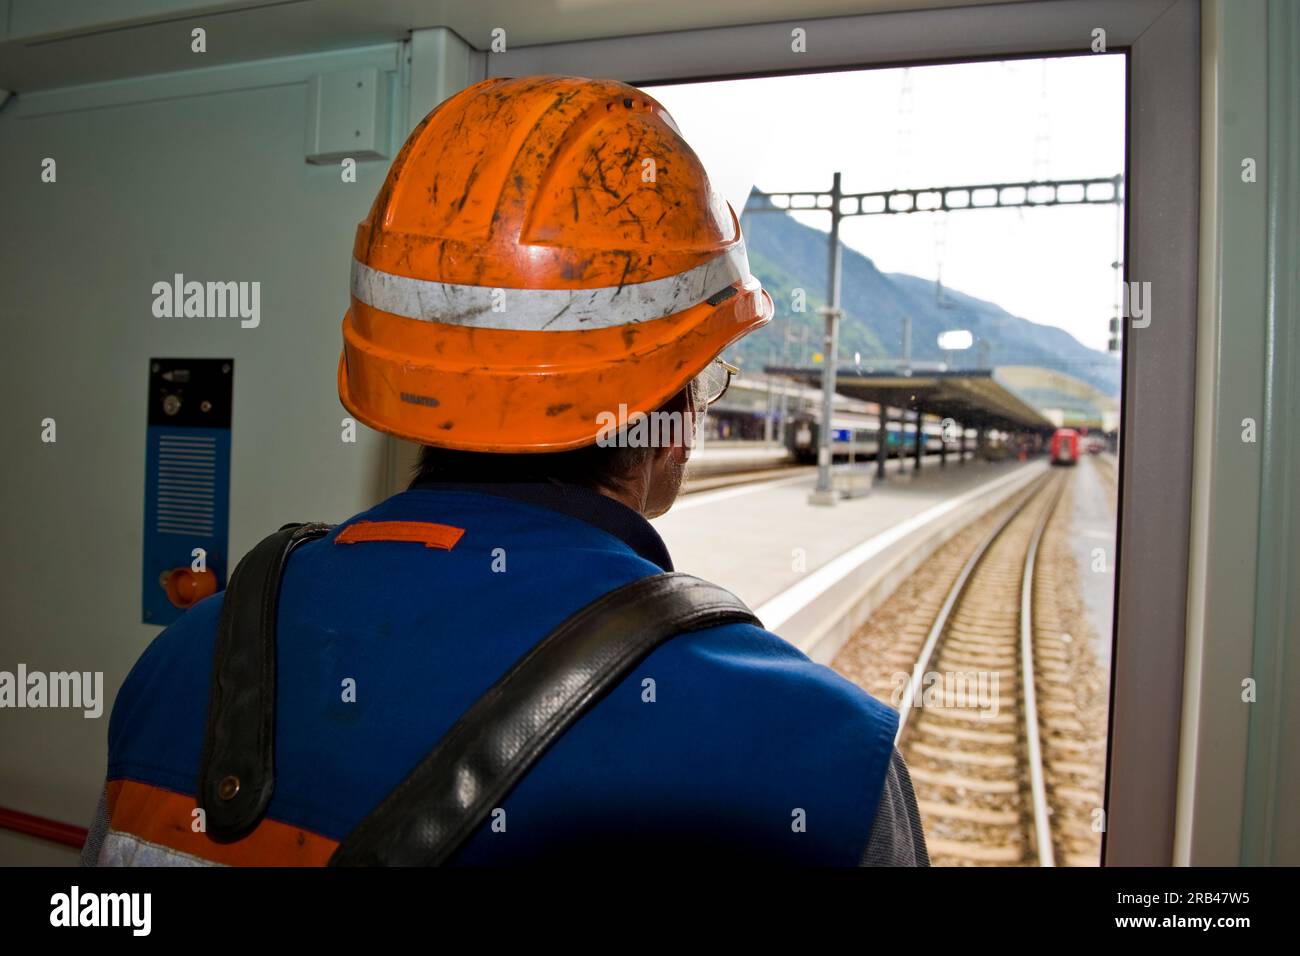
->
[483, 0, 1200, 868]
[644, 56, 1125, 866]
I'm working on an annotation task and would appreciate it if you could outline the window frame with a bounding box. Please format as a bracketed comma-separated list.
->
[481, 0, 1202, 866]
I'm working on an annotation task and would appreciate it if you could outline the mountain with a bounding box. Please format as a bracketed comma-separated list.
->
[726, 201, 1121, 397]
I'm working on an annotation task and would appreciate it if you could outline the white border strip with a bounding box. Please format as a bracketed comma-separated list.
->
[755, 465, 1043, 631]
[350, 242, 749, 331]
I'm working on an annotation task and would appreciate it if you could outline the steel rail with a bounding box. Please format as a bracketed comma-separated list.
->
[1019, 474, 1067, 868]
[894, 471, 1053, 744]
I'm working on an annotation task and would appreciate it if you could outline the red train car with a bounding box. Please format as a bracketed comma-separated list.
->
[1050, 428, 1080, 466]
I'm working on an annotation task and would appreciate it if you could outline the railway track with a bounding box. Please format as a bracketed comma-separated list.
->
[834, 469, 1107, 866]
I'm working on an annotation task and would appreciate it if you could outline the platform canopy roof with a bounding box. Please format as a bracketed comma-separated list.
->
[764, 366, 1055, 432]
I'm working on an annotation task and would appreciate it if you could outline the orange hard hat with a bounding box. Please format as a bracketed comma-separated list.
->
[338, 75, 773, 452]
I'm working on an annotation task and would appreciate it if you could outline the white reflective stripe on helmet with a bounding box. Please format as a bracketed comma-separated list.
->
[350, 241, 751, 331]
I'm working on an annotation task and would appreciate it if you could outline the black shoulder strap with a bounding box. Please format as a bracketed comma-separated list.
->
[329, 572, 759, 866]
[197, 530, 758, 859]
[197, 521, 332, 840]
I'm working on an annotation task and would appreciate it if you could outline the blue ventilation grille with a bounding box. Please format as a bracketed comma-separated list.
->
[142, 424, 231, 625]
[155, 434, 217, 536]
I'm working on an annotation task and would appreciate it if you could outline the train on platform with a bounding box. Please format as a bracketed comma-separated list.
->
[783, 412, 946, 463]
[1050, 428, 1081, 466]
[704, 379, 998, 464]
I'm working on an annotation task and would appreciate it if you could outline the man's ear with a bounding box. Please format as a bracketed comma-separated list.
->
[653, 442, 688, 467]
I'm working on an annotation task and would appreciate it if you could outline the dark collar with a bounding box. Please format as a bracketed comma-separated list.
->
[408, 480, 674, 572]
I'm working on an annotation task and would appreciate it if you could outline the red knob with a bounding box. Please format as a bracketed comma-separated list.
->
[164, 568, 217, 609]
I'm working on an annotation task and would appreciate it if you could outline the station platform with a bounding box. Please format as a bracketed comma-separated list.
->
[684, 440, 791, 476]
[1067, 454, 1118, 665]
[653, 457, 1048, 664]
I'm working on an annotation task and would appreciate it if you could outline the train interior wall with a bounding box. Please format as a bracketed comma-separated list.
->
[0, 43, 434, 862]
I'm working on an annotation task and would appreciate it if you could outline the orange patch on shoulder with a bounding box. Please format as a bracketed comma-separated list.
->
[334, 520, 464, 550]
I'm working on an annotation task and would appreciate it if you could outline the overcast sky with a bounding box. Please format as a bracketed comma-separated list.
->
[645, 54, 1126, 353]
